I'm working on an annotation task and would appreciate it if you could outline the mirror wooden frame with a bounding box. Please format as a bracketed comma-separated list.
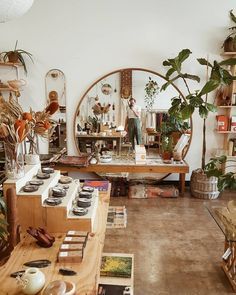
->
[73, 67, 193, 161]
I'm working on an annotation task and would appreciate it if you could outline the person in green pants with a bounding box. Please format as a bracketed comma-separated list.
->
[125, 98, 142, 149]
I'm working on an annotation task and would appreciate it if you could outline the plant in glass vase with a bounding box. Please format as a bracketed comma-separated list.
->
[144, 77, 159, 111]
[25, 101, 59, 165]
[0, 94, 30, 179]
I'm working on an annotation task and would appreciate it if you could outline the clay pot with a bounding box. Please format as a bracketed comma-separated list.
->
[6, 52, 19, 63]
[162, 151, 172, 160]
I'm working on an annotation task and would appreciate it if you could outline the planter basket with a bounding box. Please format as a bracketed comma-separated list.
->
[190, 169, 220, 199]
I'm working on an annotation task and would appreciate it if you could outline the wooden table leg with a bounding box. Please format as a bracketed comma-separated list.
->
[179, 173, 185, 195]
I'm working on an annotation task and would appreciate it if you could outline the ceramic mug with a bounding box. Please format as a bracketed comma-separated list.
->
[8, 79, 27, 89]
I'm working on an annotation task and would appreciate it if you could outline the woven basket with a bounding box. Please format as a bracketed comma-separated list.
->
[190, 169, 220, 199]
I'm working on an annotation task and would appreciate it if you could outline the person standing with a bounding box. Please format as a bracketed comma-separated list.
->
[125, 98, 142, 149]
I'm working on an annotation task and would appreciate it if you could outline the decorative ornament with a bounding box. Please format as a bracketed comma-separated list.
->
[101, 83, 112, 95]
[144, 77, 159, 111]
[0, 0, 34, 23]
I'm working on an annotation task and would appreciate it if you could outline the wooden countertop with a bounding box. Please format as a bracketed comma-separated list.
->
[0, 189, 110, 295]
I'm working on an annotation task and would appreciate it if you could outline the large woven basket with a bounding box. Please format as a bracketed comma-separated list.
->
[190, 169, 220, 199]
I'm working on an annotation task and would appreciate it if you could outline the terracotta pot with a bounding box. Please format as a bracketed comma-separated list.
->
[7, 52, 19, 63]
[162, 151, 172, 160]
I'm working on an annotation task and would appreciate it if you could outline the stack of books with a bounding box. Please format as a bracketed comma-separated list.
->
[98, 253, 134, 295]
[106, 206, 127, 229]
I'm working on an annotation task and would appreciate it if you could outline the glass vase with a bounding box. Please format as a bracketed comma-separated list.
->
[4, 142, 25, 179]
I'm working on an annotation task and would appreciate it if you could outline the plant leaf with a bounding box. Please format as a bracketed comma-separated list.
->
[199, 80, 219, 96]
[219, 58, 236, 66]
[230, 9, 236, 23]
[199, 105, 208, 118]
[177, 49, 192, 64]
[182, 73, 200, 82]
[205, 102, 217, 112]
[181, 104, 195, 119]
[166, 68, 176, 78]
[197, 58, 213, 67]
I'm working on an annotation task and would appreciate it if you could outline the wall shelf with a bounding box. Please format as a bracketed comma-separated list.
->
[0, 61, 22, 67]
[216, 131, 236, 134]
[217, 105, 236, 109]
[221, 52, 236, 56]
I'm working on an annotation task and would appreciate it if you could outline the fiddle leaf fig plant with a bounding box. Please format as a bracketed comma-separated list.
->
[161, 49, 236, 170]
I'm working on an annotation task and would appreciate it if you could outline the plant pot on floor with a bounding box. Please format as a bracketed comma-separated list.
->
[190, 169, 220, 199]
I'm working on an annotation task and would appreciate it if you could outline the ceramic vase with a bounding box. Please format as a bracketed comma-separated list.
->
[4, 142, 25, 179]
[18, 267, 45, 295]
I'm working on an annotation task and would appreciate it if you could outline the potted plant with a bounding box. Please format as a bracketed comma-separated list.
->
[0, 40, 33, 74]
[161, 49, 236, 198]
[223, 10, 236, 52]
[144, 77, 159, 111]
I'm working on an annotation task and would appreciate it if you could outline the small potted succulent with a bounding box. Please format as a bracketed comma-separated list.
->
[223, 10, 236, 52]
[1, 40, 33, 74]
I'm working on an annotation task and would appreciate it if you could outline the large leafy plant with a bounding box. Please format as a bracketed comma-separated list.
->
[205, 156, 236, 191]
[161, 49, 236, 169]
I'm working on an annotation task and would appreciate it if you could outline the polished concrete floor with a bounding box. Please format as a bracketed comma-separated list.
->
[103, 189, 236, 295]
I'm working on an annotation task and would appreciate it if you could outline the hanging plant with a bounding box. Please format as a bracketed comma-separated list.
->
[144, 77, 159, 111]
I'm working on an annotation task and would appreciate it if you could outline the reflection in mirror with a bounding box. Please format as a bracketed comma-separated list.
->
[74, 68, 191, 163]
[45, 69, 67, 154]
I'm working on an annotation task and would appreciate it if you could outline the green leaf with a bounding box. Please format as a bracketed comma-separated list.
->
[181, 104, 195, 119]
[160, 81, 171, 91]
[199, 105, 208, 118]
[199, 80, 219, 96]
[163, 60, 171, 66]
[189, 96, 204, 107]
[166, 68, 176, 78]
[205, 102, 217, 112]
[177, 49, 192, 64]
[230, 9, 236, 23]
[182, 73, 200, 82]
[197, 58, 213, 67]
[219, 58, 236, 66]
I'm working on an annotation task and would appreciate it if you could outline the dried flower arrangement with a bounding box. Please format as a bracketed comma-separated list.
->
[92, 102, 111, 115]
[0, 93, 59, 175]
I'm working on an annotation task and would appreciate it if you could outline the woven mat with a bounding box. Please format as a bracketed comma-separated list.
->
[129, 184, 179, 199]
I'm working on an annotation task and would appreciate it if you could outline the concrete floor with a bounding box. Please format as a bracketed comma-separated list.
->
[103, 190, 236, 295]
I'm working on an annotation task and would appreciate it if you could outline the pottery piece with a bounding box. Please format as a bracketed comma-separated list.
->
[8, 79, 26, 90]
[82, 186, 94, 193]
[42, 167, 55, 174]
[25, 154, 40, 165]
[24, 260, 51, 268]
[36, 173, 50, 180]
[72, 207, 88, 216]
[79, 191, 92, 199]
[17, 267, 45, 295]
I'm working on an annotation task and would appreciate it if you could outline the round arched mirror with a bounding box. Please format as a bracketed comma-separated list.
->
[74, 68, 192, 180]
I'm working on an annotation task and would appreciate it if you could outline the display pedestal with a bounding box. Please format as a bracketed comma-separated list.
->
[3, 164, 99, 233]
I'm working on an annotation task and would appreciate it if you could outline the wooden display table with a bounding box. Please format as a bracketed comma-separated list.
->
[55, 159, 189, 194]
[0, 189, 110, 295]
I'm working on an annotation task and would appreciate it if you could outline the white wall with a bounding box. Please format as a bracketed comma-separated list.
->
[0, 0, 235, 179]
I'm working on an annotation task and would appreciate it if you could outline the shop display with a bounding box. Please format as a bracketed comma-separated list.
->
[78, 191, 92, 199]
[17, 267, 45, 295]
[22, 185, 38, 192]
[29, 180, 44, 186]
[59, 268, 77, 276]
[72, 207, 88, 216]
[100, 255, 132, 278]
[36, 172, 50, 180]
[52, 187, 67, 198]
[77, 198, 91, 208]
[23, 260, 51, 268]
[44, 198, 62, 206]
[41, 167, 55, 174]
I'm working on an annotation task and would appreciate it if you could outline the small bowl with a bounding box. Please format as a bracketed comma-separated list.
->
[77, 198, 91, 208]
[79, 191, 92, 199]
[82, 186, 94, 193]
[22, 185, 39, 192]
[36, 173, 50, 180]
[72, 207, 88, 216]
[42, 167, 55, 174]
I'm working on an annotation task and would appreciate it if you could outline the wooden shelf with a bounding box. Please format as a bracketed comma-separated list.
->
[217, 105, 236, 108]
[0, 61, 22, 67]
[221, 52, 236, 56]
[216, 130, 236, 134]
[0, 87, 18, 92]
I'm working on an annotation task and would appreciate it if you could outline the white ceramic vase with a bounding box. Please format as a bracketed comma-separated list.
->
[19, 268, 45, 295]
[25, 154, 40, 165]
